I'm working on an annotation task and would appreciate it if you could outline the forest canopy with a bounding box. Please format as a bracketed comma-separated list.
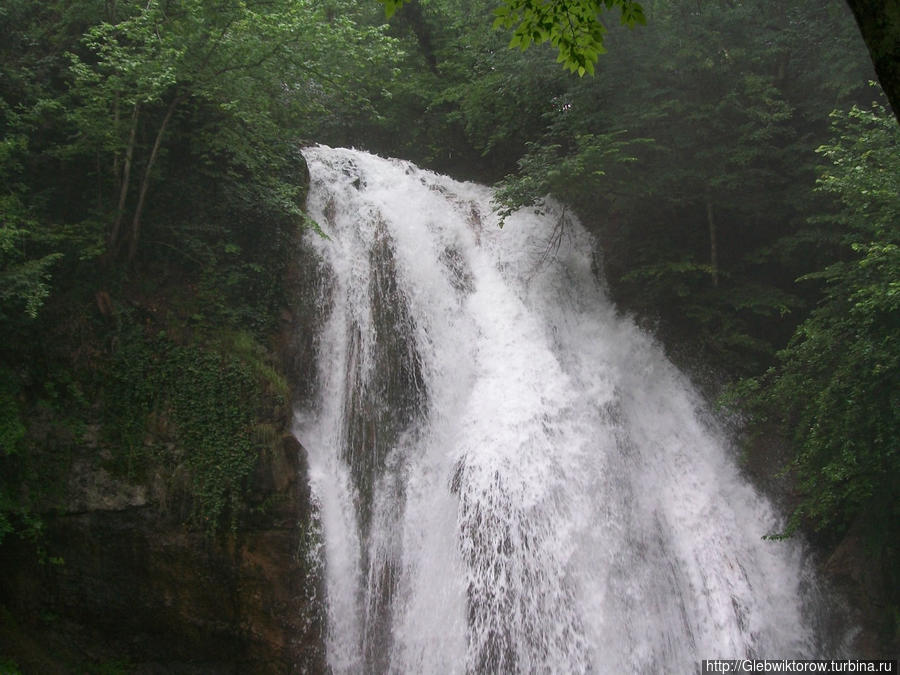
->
[380, 0, 646, 75]
[1, 0, 897, 651]
[380, 0, 900, 119]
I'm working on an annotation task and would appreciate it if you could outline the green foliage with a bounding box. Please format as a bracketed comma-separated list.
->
[0, 129, 63, 325]
[1, 369, 41, 545]
[0, 372, 25, 458]
[494, 0, 645, 76]
[379, 0, 645, 76]
[0, 222, 62, 323]
[0, 0, 365, 544]
[0, 494, 15, 545]
[82, 661, 132, 675]
[55, 0, 401, 262]
[814, 100, 900, 239]
[730, 101, 899, 549]
[366, 7, 893, 603]
[103, 328, 286, 532]
[0, 0, 893, 644]
[0, 659, 22, 674]
[493, 132, 647, 222]
[472, 0, 875, 372]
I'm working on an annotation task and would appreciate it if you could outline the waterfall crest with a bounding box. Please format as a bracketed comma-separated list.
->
[293, 146, 836, 673]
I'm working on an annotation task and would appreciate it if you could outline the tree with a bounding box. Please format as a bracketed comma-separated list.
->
[66, 0, 399, 264]
[379, 0, 645, 75]
[463, 0, 872, 374]
[381, 0, 899, 122]
[728, 99, 899, 569]
[66, 0, 297, 263]
[0, 0, 401, 545]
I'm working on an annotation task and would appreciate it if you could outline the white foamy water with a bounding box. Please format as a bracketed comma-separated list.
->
[293, 146, 836, 673]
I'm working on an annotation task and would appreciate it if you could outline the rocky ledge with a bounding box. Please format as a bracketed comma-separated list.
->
[0, 433, 326, 673]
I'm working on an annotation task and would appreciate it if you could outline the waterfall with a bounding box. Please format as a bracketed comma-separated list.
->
[293, 146, 842, 673]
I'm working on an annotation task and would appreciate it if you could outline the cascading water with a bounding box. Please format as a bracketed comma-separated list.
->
[293, 146, 844, 673]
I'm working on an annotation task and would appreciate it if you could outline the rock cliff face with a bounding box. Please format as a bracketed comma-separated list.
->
[0, 430, 326, 673]
[0, 218, 328, 671]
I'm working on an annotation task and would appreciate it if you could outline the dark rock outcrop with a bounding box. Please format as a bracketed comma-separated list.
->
[0, 432, 325, 673]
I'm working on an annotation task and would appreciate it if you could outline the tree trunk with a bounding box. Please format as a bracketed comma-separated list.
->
[112, 94, 120, 185]
[109, 102, 139, 256]
[126, 94, 181, 264]
[96, 151, 103, 211]
[845, 0, 900, 124]
[397, 2, 439, 74]
[706, 195, 719, 288]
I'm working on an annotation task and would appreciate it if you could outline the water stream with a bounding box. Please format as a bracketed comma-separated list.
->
[293, 146, 843, 673]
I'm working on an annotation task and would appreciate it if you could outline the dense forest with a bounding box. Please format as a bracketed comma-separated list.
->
[1, 0, 897, 669]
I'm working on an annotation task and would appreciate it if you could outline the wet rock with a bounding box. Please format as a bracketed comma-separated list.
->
[0, 435, 326, 673]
